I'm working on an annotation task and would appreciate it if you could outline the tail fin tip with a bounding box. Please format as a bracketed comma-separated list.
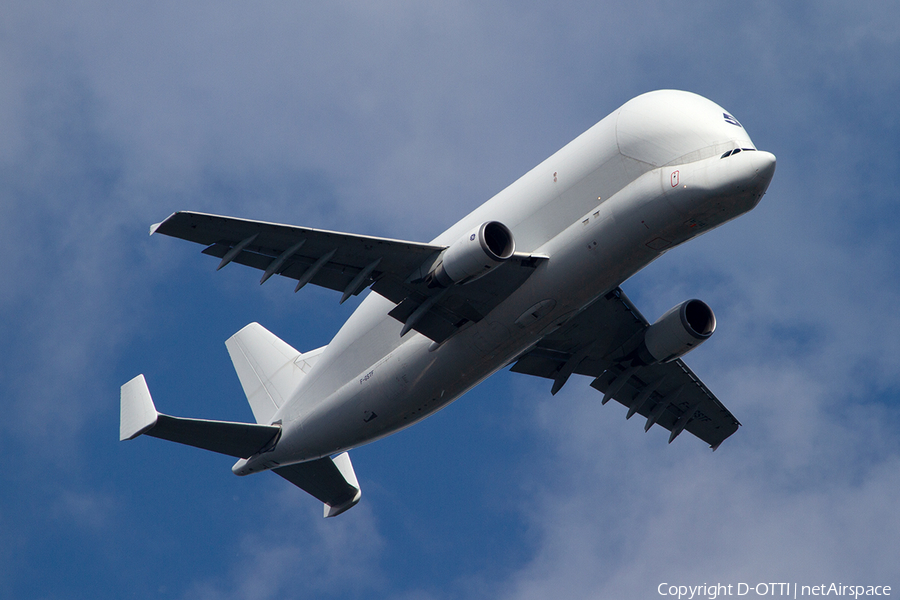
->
[325, 452, 361, 517]
[120, 374, 159, 441]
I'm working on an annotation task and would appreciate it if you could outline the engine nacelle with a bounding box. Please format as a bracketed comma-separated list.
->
[639, 299, 716, 364]
[430, 221, 515, 286]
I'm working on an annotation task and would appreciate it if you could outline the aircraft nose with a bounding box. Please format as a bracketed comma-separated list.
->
[751, 150, 777, 188]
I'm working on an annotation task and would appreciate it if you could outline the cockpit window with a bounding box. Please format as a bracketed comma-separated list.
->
[720, 148, 757, 159]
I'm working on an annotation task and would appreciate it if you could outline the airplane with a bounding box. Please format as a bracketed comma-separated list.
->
[120, 89, 776, 517]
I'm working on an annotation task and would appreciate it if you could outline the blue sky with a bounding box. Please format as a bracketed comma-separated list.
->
[2, 2, 900, 598]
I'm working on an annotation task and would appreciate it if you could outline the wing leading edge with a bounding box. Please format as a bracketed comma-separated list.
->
[511, 288, 740, 449]
[152, 211, 544, 344]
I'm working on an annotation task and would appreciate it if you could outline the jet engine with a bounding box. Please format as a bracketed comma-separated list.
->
[638, 299, 716, 364]
[430, 221, 515, 287]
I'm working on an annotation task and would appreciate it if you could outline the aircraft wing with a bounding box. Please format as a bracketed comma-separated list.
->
[153, 211, 544, 343]
[510, 288, 740, 449]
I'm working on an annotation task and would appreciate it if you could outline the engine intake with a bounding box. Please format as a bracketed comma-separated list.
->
[639, 299, 716, 364]
[430, 221, 515, 287]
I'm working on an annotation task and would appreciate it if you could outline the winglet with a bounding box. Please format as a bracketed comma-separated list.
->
[149, 213, 176, 236]
[273, 453, 362, 517]
[120, 374, 159, 441]
[325, 452, 361, 518]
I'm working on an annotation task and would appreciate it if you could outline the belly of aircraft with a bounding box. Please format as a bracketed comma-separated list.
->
[269, 204, 680, 462]
[265, 146, 772, 466]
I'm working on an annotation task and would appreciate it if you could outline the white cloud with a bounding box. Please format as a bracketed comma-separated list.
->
[2, 1, 900, 598]
[492, 362, 900, 598]
[180, 487, 386, 600]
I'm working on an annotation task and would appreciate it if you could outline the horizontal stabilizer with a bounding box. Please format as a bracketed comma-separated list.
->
[274, 452, 361, 518]
[119, 374, 281, 459]
[146, 415, 281, 459]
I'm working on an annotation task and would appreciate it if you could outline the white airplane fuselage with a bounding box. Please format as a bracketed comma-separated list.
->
[234, 90, 775, 476]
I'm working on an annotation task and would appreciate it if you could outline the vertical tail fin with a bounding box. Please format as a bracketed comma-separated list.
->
[225, 322, 324, 424]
